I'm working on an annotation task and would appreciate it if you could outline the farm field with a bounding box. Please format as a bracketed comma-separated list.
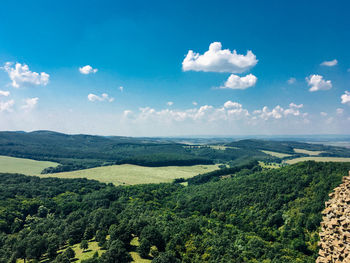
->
[293, 148, 324, 156]
[261, 150, 292, 158]
[285, 157, 350, 164]
[39, 164, 219, 185]
[0, 155, 58, 176]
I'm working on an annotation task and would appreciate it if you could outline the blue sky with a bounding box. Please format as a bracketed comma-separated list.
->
[0, 0, 349, 136]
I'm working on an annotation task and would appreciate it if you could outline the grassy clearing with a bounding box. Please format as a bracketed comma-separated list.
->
[0, 155, 58, 176]
[293, 148, 324, 156]
[69, 240, 102, 262]
[285, 157, 350, 165]
[130, 237, 152, 263]
[39, 164, 219, 185]
[261, 150, 292, 158]
[259, 161, 282, 169]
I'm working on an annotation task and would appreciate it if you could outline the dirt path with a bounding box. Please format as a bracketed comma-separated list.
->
[317, 171, 350, 262]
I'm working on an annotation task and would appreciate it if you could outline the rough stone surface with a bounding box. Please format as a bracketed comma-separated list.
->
[316, 171, 350, 263]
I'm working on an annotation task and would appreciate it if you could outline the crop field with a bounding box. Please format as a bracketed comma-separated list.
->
[0, 155, 58, 176]
[293, 148, 324, 156]
[285, 157, 350, 164]
[39, 164, 219, 185]
[261, 150, 292, 158]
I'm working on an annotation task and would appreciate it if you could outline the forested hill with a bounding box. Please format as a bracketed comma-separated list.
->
[0, 131, 273, 172]
[1, 161, 349, 262]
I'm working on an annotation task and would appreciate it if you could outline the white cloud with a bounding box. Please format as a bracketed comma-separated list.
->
[3, 62, 49, 88]
[79, 65, 98, 75]
[287, 77, 296, 84]
[126, 101, 305, 126]
[321, 59, 338, 67]
[320, 112, 328, 117]
[341, 91, 350, 105]
[306, 74, 332, 92]
[87, 93, 114, 102]
[192, 101, 198, 106]
[167, 101, 173, 106]
[0, 90, 10, 96]
[0, 99, 14, 112]
[336, 108, 344, 115]
[182, 42, 258, 73]
[219, 74, 257, 90]
[119, 86, 124, 92]
[253, 103, 304, 120]
[284, 103, 303, 116]
[21, 97, 38, 111]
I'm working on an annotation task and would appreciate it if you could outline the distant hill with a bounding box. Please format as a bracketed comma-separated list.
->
[1, 131, 350, 173]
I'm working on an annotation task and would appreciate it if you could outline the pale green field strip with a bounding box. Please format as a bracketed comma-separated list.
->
[285, 157, 350, 165]
[293, 148, 324, 156]
[261, 150, 292, 158]
[39, 164, 220, 185]
[0, 155, 58, 176]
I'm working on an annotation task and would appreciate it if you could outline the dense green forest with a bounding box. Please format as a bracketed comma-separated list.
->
[1, 161, 349, 262]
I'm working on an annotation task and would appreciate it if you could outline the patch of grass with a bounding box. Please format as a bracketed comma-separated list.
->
[130, 237, 152, 263]
[261, 150, 292, 158]
[38, 164, 220, 185]
[285, 157, 350, 164]
[69, 240, 102, 262]
[258, 161, 282, 169]
[293, 148, 324, 156]
[0, 155, 58, 176]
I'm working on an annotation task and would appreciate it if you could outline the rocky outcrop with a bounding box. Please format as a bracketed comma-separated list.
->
[317, 171, 350, 263]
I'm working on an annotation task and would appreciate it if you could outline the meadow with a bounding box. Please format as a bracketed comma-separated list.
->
[0, 155, 58, 176]
[293, 148, 324, 155]
[38, 164, 219, 185]
[285, 156, 350, 164]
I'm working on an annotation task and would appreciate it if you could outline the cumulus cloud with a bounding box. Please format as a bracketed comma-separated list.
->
[21, 97, 38, 111]
[3, 62, 49, 88]
[341, 91, 350, 105]
[336, 108, 344, 115]
[79, 65, 98, 75]
[87, 93, 114, 102]
[167, 101, 174, 106]
[306, 74, 332, 92]
[0, 90, 10, 96]
[287, 77, 296, 84]
[124, 101, 305, 125]
[192, 101, 198, 106]
[320, 112, 328, 117]
[253, 103, 304, 120]
[0, 99, 14, 112]
[182, 42, 258, 73]
[219, 74, 257, 90]
[119, 86, 124, 92]
[321, 59, 338, 67]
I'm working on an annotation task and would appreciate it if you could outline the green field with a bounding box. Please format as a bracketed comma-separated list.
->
[0, 155, 58, 176]
[293, 148, 324, 156]
[39, 164, 219, 185]
[285, 157, 350, 164]
[261, 150, 292, 158]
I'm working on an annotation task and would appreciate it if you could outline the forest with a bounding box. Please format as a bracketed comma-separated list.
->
[1, 161, 349, 262]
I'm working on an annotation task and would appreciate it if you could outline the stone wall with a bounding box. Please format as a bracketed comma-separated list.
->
[316, 171, 350, 262]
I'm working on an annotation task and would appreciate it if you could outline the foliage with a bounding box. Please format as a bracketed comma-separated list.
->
[0, 161, 349, 262]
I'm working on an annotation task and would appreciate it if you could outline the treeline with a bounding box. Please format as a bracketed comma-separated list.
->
[186, 160, 261, 185]
[1, 161, 350, 262]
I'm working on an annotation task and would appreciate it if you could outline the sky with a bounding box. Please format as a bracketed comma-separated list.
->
[0, 0, 349, 136]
